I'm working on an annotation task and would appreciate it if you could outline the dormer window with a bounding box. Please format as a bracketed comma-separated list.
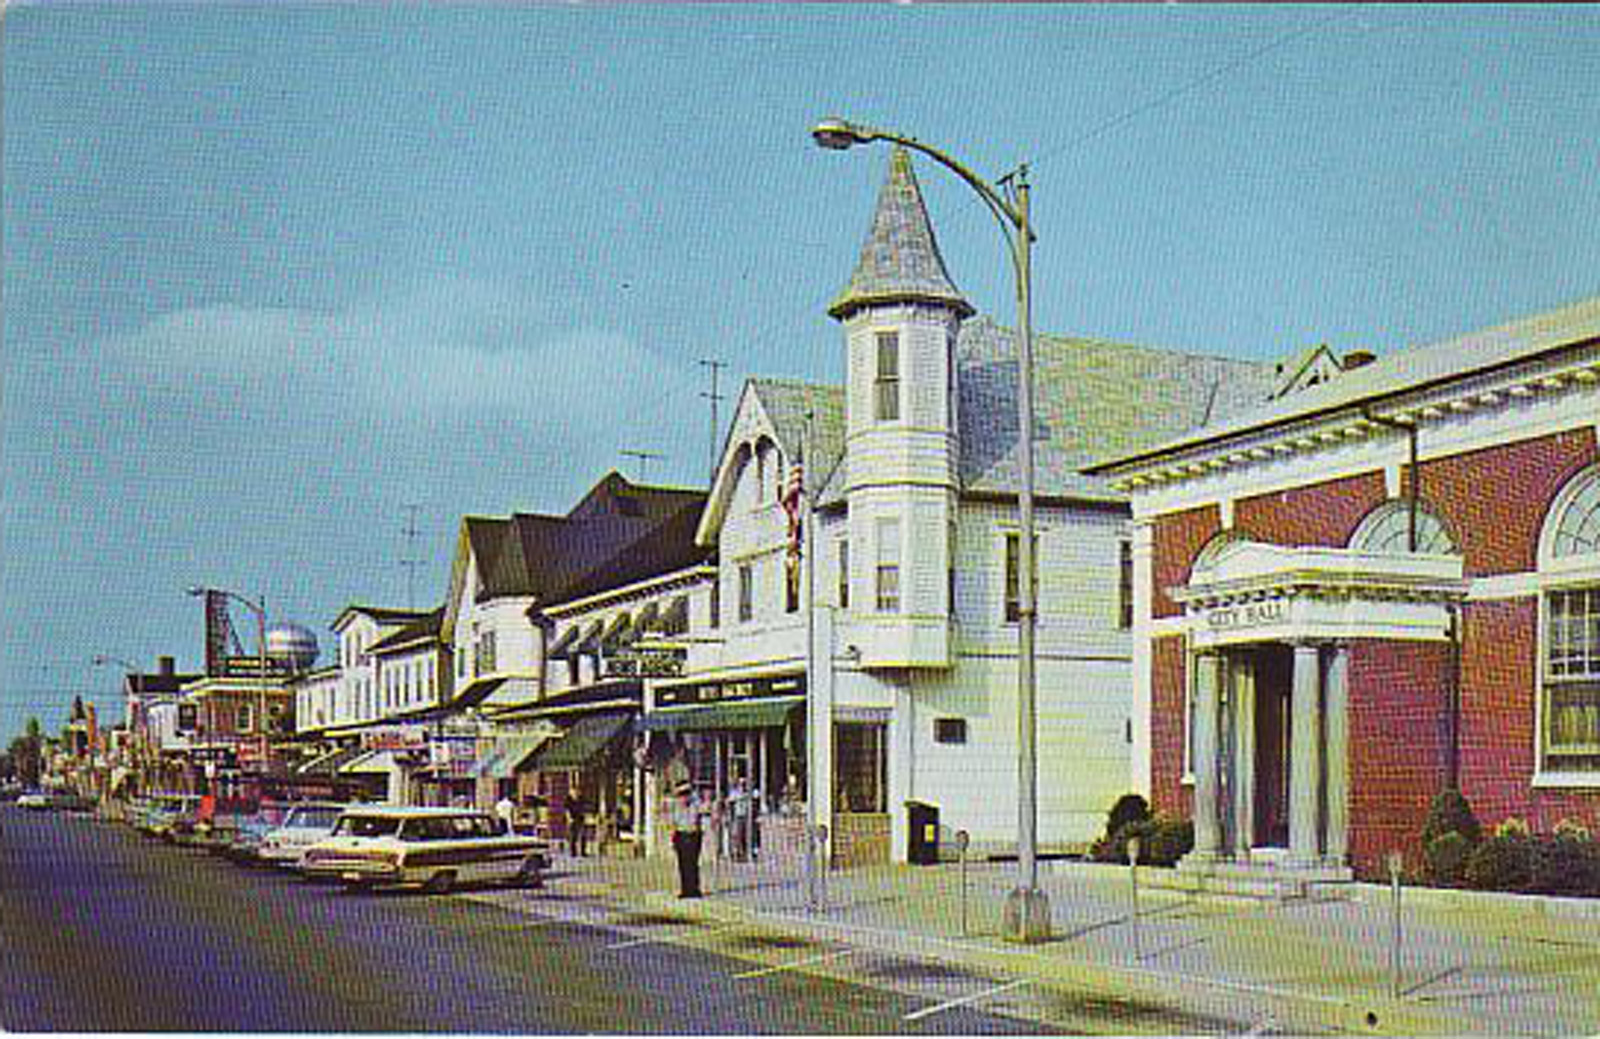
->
[875, 331, 900, 422]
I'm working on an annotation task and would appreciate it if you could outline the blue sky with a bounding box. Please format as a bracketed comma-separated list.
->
[4, 4, 1598, 740]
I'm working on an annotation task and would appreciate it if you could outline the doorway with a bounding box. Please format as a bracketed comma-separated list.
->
[1252, 644, 1292, 848]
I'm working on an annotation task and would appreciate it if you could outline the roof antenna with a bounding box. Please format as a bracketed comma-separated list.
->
[621, 449, 664, 482]
[700, 358, 727, 487]
[1200, 375, 1222, 427]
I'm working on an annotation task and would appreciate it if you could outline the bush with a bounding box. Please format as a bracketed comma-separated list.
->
[1421, 788, 1481, 848]
[1424, 831, 1474, 887]
[1106, 793, 1151, 840]
[1464, 833, 1534, 892]
[1107, 816, 1194, 867]
[1528, 834, 1600, 897]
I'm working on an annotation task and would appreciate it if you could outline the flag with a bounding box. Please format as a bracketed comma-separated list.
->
[782, 458, 804, 561]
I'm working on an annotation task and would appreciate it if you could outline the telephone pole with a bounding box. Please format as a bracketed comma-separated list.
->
[400, 504, 422, 610]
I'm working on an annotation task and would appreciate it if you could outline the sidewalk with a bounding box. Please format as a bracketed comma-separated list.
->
[539, 849, 1600, 1036]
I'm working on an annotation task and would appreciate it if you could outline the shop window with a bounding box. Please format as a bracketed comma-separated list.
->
[933, 718, 967, 745]
[837, 539, 850, 609]
[738, 563, 755, 623]
[835, 721, 887, 813]
[874, 331, 900, 422]
[876, 518, 901, 612]
[1004, 531, 1039, 624]
[238, 704, 253, 733]
[1540, 465, 1600, 775]
[709, 578, 721, 629]
[1118, 538, 1134, 629]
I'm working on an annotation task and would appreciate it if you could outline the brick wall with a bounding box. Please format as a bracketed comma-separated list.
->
[1459, 598, 1600, 833]
[1150, 635, 1190, 819]
[1234, 471, 1386, 548]
[1151, 505, 1220, 619]
[1415, 428, 1596, 577]
[1346, 639, 1452, 879]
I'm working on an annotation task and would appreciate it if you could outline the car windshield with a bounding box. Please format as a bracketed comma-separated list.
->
[332, 815, 401, 838]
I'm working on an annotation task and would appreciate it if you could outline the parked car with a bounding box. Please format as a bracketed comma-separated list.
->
[214, 804, 291, 864]
[300, 805, 550, 893]
[257, 803, 347, 868]
[17, 791, 51, 810]
[137, 794, 203, 840]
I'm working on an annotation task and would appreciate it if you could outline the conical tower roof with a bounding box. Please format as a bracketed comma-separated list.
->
[828, 147, 974, 321]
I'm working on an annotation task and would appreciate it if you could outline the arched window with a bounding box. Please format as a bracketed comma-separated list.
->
[1350, 500, 1457, 555]
[1538, 465, 1600, 777]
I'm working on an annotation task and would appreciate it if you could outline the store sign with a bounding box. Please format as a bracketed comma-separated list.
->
[656, 674, 804, 707]
[603, 649, 685, 679]
[364, 726, 427, 751]
[1205, 600, 1287, 632]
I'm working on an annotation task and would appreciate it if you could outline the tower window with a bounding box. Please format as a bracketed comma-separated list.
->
[876, 518, 901, 612]
[874, 332, 900, 422]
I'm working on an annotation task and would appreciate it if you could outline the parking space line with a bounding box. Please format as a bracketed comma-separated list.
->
[903, 979, 1029, 1022]
[733, 949, 854, 980]
[607, 925, 734, 951]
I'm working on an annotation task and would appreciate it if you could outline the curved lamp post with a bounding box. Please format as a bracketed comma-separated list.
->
[188, 586, 271, 777]
[812, 117, 1049, 942]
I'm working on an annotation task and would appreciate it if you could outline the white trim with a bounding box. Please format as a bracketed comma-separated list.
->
[1531, 771, 1600, 790]
[543, 565, 714, 617]
[1467, 572, 1539, 601]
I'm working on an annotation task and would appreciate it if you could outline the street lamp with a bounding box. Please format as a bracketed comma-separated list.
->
[188, 586, 272, 780]
[812, 117, 1049, 942]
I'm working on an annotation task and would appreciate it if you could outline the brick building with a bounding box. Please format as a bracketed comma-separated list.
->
[1090, 296, 1600, 887]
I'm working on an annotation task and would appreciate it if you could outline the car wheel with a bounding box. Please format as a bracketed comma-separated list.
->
[513, 857, 544, 889]
[422, 870, 456, 895]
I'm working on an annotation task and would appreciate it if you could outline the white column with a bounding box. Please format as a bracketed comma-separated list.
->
[1231, 658, 1257, 860]
[1129, 518, 1155, 799]
[1289, 643, 1324, 867]
[1191, 651, 1224, 860]
[1324, 644, 1350, 867]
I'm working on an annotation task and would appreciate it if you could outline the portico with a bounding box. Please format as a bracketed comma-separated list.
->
[1172, 539, 1464, 888]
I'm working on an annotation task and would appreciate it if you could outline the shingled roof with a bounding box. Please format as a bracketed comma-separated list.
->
[955, 317, 1277, 501]
[750, 379, 847, 490]
[368, 607, 445, 655]
[1089, 293, 1600, 474]
[828, 147, 974, 321]
[455, 473, 709, 613]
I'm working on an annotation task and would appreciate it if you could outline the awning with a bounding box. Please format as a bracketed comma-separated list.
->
[547, 624, 580, 658]
[474, 734, 553, 779]
[450, 675, 509, 710]
[601, 612, 633, 650]
[295, 745, 367, 777]
[634, 601, 661, 634]
[340, 749, 405, 776]
[658, 596, 689, 635]
[526, 711, 634, 772]
[641, 696, 804, 733]
[576, 621, 603, 655]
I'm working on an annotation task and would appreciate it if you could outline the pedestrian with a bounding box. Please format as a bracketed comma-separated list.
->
[670, 784, 703, 898]
[494, 792, 516, 833]
[565, 794, 588, 857]
[729, 778, 751, 862]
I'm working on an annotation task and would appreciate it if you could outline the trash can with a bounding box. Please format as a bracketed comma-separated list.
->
[906, 800, 940, 866]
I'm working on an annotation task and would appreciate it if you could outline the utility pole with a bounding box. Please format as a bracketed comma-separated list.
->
[699, 358, 727, 486]
[621, 449, 665, 482]
[400, 504, 422, 611]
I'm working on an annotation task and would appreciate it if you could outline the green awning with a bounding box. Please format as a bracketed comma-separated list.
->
[474, 734, 552, 779]
[527, 711, 633, 772]
[641, 696, 803, 733]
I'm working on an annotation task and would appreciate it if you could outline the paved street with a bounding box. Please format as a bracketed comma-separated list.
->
[0, 805, 1111, 1034]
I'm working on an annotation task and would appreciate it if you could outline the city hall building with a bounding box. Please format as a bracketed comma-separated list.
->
[1090, 296, 1600, 886]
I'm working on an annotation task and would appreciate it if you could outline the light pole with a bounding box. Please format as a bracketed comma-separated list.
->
[188, 586, 272, 780]
[812, 117, 1049, 942]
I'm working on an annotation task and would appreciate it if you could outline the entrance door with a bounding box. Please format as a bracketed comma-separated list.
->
[1253, 645, 1292, 848]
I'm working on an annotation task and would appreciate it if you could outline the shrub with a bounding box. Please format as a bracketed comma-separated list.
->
[1106, 794, 1151, 841]
[1424, 831, 1474, 888]
[1528, 834, 1600, 897]
[1464, 833, 1534, 892]
[1421, 788, 1481, 848]
[1494, 816, 1532, 840]
[1143, 818, 1194, 866]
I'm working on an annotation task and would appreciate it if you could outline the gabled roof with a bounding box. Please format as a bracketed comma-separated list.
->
[1088, 293, 1600, 474]
[332, 603, 432, 633]
[829, 147, 973, 321]
[368, 607, 445, 655]
[955, 318, 1276, 501]
[446, 473, 709, 622]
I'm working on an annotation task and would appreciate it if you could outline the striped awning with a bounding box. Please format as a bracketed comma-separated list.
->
[601, 612, 633, 650]
[634, 601, 661, 634]
[576, 621, 604, 654]
[295, 745, 367, 777]
[474, 734, 553, 779]
[526, 711, 633, 772]
[547, 624, 580, 658]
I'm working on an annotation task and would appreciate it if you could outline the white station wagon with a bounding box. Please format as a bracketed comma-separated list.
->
[300, 806, 549, 893]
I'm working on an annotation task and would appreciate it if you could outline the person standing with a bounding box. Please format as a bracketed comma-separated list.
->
[494, 793, 516, 833]
[670, 785, 703, 898]
[729, 778, 751, 862]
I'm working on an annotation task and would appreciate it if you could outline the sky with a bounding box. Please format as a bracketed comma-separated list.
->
[4, 3, 1598, 741]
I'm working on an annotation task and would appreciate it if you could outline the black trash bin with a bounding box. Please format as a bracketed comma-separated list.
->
[906, 800, 940, 865]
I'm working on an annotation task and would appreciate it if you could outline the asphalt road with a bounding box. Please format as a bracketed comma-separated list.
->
[0, 805, 1051, 1034]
